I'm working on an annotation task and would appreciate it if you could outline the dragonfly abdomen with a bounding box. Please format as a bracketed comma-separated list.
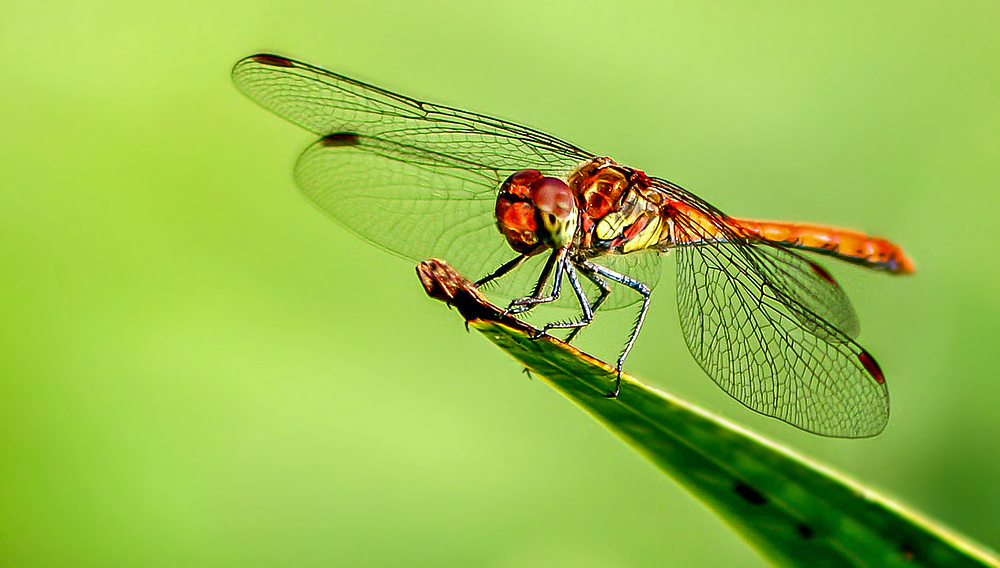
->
[733, 219, 915, 274]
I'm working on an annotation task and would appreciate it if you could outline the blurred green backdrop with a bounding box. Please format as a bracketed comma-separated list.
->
[1, 1, 998, 566]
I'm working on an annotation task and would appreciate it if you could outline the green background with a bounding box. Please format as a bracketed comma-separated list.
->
[1, 1, 998, 566]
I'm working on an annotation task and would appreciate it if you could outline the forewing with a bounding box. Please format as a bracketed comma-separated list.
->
[232, 54, 592, 173]
[234, 54, 600, 297]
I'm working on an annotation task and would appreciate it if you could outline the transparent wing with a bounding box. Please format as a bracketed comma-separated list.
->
[233, 53, 598, 295]
[675, 241, 887, 437]
[293, 135, 517, 282]
[595, 250, 664, 309]
[652, 178, 888, 437]
[755, 247, 860, 339]
[232, 54, 591, 178]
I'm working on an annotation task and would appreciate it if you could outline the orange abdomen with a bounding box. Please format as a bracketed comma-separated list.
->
[733, 218, 915, 274]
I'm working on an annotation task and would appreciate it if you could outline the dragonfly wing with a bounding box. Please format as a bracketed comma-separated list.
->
[232, 54, 592, 173]
[294, 134, 613, 306]
[753, 246, 860, 339]
[590, 251, 665, 310]
[294, 135, 510, 277]
[234, 54, 601, 301]
[674, 238, 888, 437]
[647, 176, 888, 437]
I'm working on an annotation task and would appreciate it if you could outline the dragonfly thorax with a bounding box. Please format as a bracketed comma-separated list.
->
[569, 158, 669, 255]
[495, 169, 578, 254]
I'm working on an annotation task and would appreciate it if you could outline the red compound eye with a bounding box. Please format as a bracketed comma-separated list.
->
[502, 169, 542, 199]
[495, 198, 539, 253]
[531, 177, 574, 220]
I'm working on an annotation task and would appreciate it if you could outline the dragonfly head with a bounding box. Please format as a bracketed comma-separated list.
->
[495, 170, 579, 254]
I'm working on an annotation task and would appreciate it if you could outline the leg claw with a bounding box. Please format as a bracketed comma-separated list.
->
[603, 372, 623, 399]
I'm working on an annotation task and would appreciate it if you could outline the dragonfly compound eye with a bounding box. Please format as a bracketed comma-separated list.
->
[494, 171, 578, 253]
[530, 176, 578, 248]
[495, 170, 544, 254]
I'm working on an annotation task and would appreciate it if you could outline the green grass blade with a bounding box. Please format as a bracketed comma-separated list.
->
[417, 259, 999, 568]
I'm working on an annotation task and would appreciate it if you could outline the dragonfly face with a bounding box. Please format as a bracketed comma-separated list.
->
[233, 53, 914, 437]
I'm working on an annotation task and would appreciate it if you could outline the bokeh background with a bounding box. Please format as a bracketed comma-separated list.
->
[2, 1, 998, 566]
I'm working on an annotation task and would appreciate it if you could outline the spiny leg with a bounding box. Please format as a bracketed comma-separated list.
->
[583, 260, 652, 398]
[475, 254, 527, 288]
[505, 247, 568, 316]
[501, 249, 555, 315]
[564, 265, 612, 344]
[537, 262, 597, 339]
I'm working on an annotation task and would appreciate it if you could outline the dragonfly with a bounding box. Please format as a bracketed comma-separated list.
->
[233, 53, 914, 438]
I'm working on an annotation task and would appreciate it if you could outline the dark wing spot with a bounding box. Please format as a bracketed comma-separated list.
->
[252, 54, 295, 68]
[858, 349, 885, 385]
[734, 482, 767, 506]
[807, 260, 837, 284]
[320, 132, 362, 147]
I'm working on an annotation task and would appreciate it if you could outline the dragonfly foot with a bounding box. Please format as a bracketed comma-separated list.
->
[501, 305, 522, 319]
[603, 371, 622, 399]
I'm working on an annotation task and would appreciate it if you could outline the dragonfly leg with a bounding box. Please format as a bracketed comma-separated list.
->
[475, 254, 528, 288]
[505, 247, 567, 316]
[564, 264, 612, 344]
[503, 248, 556, 315]
[582, 260, 652, 398]
[539, 262, 597, 340]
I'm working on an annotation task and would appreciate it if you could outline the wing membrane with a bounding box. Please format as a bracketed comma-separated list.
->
[293, 136, 507, 276]
[656, 177, 888, 437]
[751, 246, 860, 339]
[234, 53, 600, 297]
[232, 54, 592, 174]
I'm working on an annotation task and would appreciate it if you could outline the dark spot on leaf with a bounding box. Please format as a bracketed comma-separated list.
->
[900, 541, 916, 562]
[796, 522, 815, 540]
[734, 482, 767, 506]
